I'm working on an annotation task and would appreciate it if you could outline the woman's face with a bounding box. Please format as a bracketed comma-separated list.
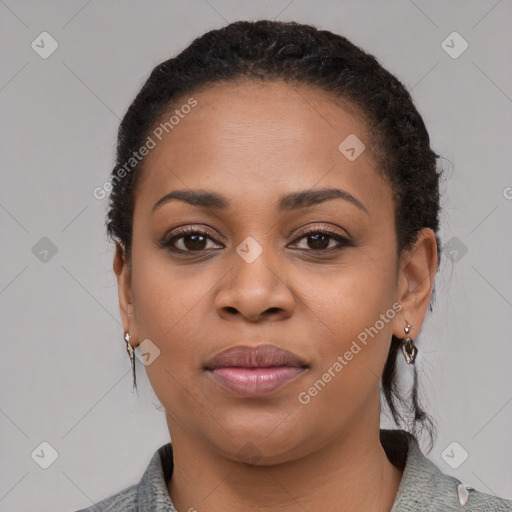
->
[115, 81, 435, 463]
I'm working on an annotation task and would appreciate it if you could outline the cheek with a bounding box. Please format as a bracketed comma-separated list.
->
[293, 273, 398, 427]
[130, 255, 212, 414]
[306, 254, 398, 335]
[298, 250, 400, 395]
[129, 244, 212, 362]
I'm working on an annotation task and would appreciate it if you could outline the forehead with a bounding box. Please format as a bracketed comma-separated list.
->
[135, 80, 389, 214]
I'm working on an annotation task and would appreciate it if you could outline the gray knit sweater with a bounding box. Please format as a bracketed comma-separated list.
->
[74, 429, 512, 511]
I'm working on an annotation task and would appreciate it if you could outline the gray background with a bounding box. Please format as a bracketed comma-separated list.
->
[0, 0, 511, 510]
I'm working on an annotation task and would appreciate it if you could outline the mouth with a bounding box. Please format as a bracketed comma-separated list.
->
[204, 344, 309, 398]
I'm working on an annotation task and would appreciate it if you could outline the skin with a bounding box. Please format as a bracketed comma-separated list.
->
[114, 80, 438, 512]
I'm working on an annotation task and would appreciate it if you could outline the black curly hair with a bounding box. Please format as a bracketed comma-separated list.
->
[106, 20, 442, 451]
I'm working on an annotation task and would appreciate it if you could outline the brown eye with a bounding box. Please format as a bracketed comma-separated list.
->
[179, 233, 208, 251]
[290, 228, 351, 252]
[159, 225, 351, 255]
[160, 227, 223, 253]
[305, 233, 331, 250]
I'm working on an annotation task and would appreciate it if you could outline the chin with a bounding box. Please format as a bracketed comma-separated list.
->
[206, 415, 311, 464]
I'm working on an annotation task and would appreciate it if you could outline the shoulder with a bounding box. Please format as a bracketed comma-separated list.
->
[418, 445, 512, 510]
[72, 483, 138, 512]
[381, 429, 512, 512]
[72, 442, 175, 512]
[432, 472, 512, 511]
[464, 486, 512, 512]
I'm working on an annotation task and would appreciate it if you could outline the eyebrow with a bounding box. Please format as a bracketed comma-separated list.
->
[152, 187, 368, 214]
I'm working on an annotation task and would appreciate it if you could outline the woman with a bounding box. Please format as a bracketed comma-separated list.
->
[76, 20, 512, 512]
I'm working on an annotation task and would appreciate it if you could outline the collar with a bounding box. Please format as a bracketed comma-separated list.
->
[382, 429, 467, 511]
[135, 429, 464, 511]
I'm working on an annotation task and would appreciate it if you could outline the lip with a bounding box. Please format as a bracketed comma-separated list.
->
[204, 344, 309, 398]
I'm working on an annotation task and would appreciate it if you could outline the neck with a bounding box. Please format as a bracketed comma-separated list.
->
[166, 420, 404, 512]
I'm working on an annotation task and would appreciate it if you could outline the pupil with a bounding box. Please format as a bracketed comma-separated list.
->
[185, 234, 206, 250]
[309, 233, 329, 250]
[181, 233, 331, 251]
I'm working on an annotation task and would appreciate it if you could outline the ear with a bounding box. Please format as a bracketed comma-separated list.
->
[393, 228, 438, 340]
[113, 243, 140, 348]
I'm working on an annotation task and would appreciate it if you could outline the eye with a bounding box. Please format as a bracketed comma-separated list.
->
[159, 225, 351, 254]
[159, 226, 224, 253]
[289, 226, 351, 252]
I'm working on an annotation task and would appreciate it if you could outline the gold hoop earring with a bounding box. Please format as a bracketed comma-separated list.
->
[124, 331, 137, 389]
[402, 323, 417, 364]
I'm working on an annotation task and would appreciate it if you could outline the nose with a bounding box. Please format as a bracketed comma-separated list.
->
[214, 249, 295, 323]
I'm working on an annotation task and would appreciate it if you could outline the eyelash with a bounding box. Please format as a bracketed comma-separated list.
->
[159, 225, 351, 255]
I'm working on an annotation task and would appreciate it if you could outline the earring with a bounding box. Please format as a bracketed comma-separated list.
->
[124, 331, 137, 389]
[402, 323, 417, 364]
